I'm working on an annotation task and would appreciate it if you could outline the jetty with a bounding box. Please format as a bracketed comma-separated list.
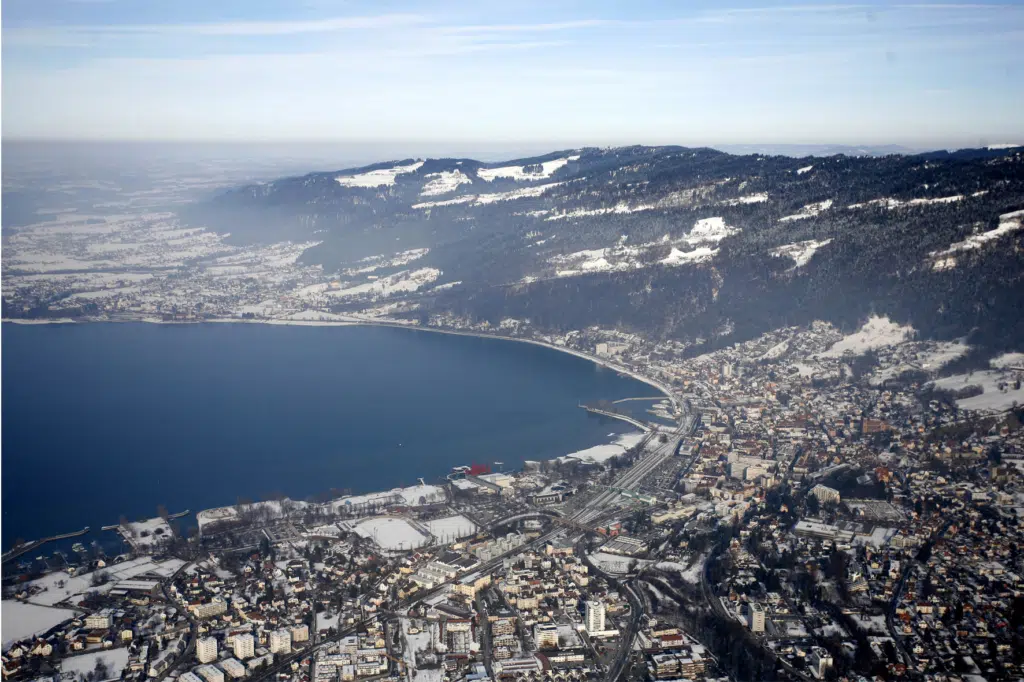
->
[1, 527, 90, 565]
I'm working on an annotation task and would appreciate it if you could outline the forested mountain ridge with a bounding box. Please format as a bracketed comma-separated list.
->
[193, 145, 1024, 360]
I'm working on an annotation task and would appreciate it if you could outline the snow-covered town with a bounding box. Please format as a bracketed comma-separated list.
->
[6, 293, 1024, 682]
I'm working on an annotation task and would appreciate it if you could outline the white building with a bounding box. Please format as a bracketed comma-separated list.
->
[196, 637, 218, 664]
[584, 601, 606, 634]
[196, 665, 225, 682]
[747, 603, 765, 633]
[290, 624, 309, 644]
[809, 484, 841, 505]
[195, 597, 228, 620]
[269, 629, 292, 655]
[179, 673, 204, 682]
[85, 612, 113, 630]
[233, 633, 255, 660]
[809, 646, 834, 679]
[220, 659, 246, 679]
[534, 624, 558, 649]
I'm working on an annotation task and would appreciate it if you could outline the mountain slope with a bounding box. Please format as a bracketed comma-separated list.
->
[191, 145, 1024, 359]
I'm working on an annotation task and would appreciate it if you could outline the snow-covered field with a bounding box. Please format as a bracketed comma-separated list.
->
[720, 192, 768, 206]
[660, 246, 718, 265]
[560, 432, 645, 465]
[796, 165, 814, 175]
[353, 517, 430, 551]
[588, 552, 650, 575]
[2, 601, 78, 647]
[425, 515, 477, 543]
[24, 557, 184, 607]
[60, 647, 132, 681]
[325, 268, 441, 301]
[413, 182, 563, 209]
[656, 553, 706, 584]
[682, 217, 739, 245]
[779, 199, 833, 222]
[121, 516, 173, 548]
[932, 369, 1024, 413]
[929, 209, 1024, 268]
[335, 161, 423, 188]
[420, 170, 472, 196]
[818, 316, 914, 359]
[477, 156, 578, 182]
[770, 239, 832, 268]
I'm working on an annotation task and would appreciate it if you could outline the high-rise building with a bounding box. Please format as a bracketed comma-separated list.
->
[233, 633, 255, 660]
[269, 629, 292, 655]
[289, 624, 309, 644]
[534, 623, 558, 649]
[196, 637, 218, 664]
[584, 601, 606, 634]
[747, 603, 765, 633]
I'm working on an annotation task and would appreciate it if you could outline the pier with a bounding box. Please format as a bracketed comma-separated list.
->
[1, 527, 91, 565]
[579, 404, 652, 431]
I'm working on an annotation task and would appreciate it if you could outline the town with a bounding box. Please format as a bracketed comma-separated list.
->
[5, 310, 1024, 682]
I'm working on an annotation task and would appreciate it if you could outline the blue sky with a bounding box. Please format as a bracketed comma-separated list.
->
[3, 0, 1022, 146]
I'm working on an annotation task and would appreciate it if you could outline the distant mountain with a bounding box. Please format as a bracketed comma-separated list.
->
[190, 144, 1024, 361]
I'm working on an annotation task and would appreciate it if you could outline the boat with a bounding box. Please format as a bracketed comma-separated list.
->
[72, 542, 86, 553]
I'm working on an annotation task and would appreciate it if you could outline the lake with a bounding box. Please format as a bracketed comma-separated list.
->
[1, 322, 657, 549]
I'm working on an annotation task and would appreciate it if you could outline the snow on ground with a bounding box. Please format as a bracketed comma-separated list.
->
[335, 161, 424, 188]
[588, 552, 650, 575]
[474, 182, 563, 204]
[2, 601, 78, 647]
[929, 209, 1024, 268]
[121, 516, 173, 549]
[477, 156, 579, 182]
[655, 554, 706, 583]
[769, 239, 832, 268]
[426, 515, 478, 543]
[720, 192, 768, 206]
[818, 316, 914, 359]
[660, 246, 718, 266]
[433, 281, 461, 291]
[683, 217, 739, 245]
[24, 558, 184, 607]
[60, 647, 131, 681]
[420, 170, 472, 196]
[316, 612, 341, 632]
[326, 268, 441, 301]
[411, 195, 476, 209]
[354, 517, 430, 551]
[868, 341, 970, 385]
[332, 483, 446, 513]
[933, 370, 1024, 413]
[779, 199, 833, 222]
[340, 249, 430, 277]
[848, 195, 965, 210]
[796, 165, 814, 175]
[545, 203, 650, 221]
[992, 352, 1024, 369]
[560, 432, 645, 465]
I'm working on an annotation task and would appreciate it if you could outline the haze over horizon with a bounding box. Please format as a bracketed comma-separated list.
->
[3, 0, 1023, 148]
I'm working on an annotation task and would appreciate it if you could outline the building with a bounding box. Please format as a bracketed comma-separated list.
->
[196, 637, 218, 664]
[220, 659, 246, 679]
[584, 601, 606, 634]
[747, 603, 765, 633]
[179, 673, 204, 682]
[290, 624, 309, 644]
[269, 630, 292, 655]
[809, 647, 833, 679]
[196, 665, 225, 682]
[534, 624, 558, 650]
[85, 612, 113, 630]
[809, 484, 841, 505]
[233, 633, 255, 660]
[195, 597, 228, 620]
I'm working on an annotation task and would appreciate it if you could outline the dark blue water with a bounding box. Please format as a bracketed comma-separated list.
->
[2, 323, 653, 548]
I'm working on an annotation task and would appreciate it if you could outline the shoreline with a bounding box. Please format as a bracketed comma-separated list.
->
[2, 316, 679, 412]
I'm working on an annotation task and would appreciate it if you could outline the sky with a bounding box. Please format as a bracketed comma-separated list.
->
[2, 0, 1023, 147]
